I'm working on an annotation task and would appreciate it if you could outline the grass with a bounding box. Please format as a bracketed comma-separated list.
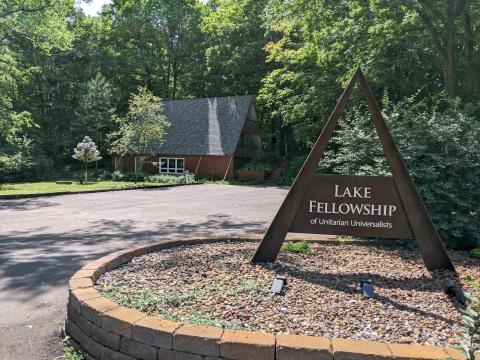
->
[281, 240, 313, 254]
[0, 181, 171, 196]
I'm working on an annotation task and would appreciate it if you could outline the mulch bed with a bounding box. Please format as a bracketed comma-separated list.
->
[96, 240, 480, 347]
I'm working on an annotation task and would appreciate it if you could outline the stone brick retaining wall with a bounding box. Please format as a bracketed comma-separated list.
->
[66, 236, 471, 360]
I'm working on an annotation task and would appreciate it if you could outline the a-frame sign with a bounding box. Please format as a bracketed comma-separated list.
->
[252, 68, 455, 272]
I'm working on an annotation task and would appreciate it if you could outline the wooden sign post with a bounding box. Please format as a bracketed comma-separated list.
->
[252, 68, 455, 272]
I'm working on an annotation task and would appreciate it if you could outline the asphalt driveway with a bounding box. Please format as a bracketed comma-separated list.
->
[0, 184, 288, 360]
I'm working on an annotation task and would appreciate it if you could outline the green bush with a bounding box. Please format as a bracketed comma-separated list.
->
[276, 155, 307, 185]
[322, 95, 480, 250]
[111, 170, 125, 181]
[281, 240, 313, 254]
[0, 153, 53, 182]
[240, 162, 272, 172]
[470, 248, 480, 259]
[111, 171, 149, 182]
[240, 152, 284, 173]
[145, 172, 195, 184]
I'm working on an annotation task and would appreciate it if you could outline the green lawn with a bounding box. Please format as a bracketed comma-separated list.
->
[0, 181, 170, 196]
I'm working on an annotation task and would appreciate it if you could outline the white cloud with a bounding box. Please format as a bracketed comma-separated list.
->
[77, 0, 112, 16]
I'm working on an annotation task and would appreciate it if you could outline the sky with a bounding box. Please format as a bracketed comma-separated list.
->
[77, 0, 112, 16]
[77, 0, 208, 16]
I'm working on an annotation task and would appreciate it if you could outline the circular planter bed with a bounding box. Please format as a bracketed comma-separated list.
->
[66, 236, 479, 360]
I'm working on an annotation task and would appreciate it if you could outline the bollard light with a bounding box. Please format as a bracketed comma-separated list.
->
[360, 280, 374, 298]
[271, 275, 286, 294]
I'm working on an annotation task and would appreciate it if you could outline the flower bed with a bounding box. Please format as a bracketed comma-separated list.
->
[66, 236, 475, 360]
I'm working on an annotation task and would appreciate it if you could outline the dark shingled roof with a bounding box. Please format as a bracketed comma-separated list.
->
[150, 95, 253, 156]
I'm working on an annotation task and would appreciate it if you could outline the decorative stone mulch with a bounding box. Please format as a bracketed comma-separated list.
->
[96, 241, 480, 347]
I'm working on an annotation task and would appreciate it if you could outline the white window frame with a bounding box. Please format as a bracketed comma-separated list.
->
[159, 157, 185, 174]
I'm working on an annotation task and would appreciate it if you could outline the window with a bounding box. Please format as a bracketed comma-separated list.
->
[159, 157, 185, 174]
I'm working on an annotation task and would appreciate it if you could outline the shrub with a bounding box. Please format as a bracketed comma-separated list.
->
[145, 172, 195, 184]
[455, 279, 480, 359]
[111, 170, 125, 182]
[240, 162, 272, 172]
[95, 169, 111, 181]
[281, 240, 313, 254]
[276, 155, 307, 185]
[320, 95, 480, 250]
[470, 248, 480, 259]
[122, 171, 149, 182]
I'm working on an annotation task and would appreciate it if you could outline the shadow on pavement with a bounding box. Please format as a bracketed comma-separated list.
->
[0, 214, 267, 299]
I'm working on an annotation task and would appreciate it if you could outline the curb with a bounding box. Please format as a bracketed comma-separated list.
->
[0, 182, 202, 200]
[66, 235, 470, 360]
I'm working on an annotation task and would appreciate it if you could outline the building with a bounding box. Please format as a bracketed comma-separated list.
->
[113, 95, 262, 179]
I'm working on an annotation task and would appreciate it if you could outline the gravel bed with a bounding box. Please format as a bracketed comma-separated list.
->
[96, 240, 480, 347]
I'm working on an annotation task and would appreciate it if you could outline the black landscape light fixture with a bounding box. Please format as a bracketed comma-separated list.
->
[445, 284, 466, 306]
[271, 275, 287, 294]
[360, 280, 374, 298]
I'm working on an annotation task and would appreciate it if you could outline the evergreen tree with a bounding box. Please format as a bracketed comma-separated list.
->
[76, 73, 114, 153]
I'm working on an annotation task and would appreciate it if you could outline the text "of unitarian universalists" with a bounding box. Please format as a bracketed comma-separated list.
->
[308, 185, 397, 217]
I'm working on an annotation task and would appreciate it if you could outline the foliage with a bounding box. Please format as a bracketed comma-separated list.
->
[201, 0, 270, 97]
[179, 312, 244, 330]
[470, 248, 480, 259]
[99, 284, 244, 329]
[455, 279, 480, 359]
[240, 162, 272, 172]
[75, 73, 114, 153]
[145, 173, 196, 185]
[99, 285, 201, 317]
[112, 172, 153, 183]
[0, 0, 478, 251]
[322, 95, 480, 250]
[226, 278, 269, 296]
[63, 339, 87, 360]
[281, 240, 313, 254]
[111, 170, 125, 182]
[276, 155, 307, 185]
[72, 136, 102, 183]
[109, 87, 170, 177]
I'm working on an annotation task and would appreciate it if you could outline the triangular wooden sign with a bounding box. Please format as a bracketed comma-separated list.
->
[252, 68, 455, 272]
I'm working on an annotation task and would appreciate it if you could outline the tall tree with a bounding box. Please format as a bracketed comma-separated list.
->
[201, 0, 271, 97]
[102, 0, 205, 107]
[405, 0, 480, 99]
[76, 73, 115, 152]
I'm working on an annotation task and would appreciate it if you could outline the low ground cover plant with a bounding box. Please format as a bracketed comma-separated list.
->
[455, 279, 480, 359]
[281, 240, 313, 254]
[470, 248, 480, 259]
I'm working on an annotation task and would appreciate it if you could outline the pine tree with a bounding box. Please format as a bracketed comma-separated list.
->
[76, 73, 114, 153]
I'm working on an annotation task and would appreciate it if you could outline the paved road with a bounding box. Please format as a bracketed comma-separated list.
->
[0, 184, 289, 360]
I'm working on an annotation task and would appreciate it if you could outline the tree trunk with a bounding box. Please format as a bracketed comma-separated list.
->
[463, 9, 475, 99]
[85, 162, 88, 184]
[443, 1, 456, 97]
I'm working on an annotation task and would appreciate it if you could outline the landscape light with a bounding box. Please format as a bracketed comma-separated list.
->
[271, 275, 286, 294]
[360, 280, 374, 298]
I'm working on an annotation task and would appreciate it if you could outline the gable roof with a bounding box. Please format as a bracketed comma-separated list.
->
[150, 95, 253, 156]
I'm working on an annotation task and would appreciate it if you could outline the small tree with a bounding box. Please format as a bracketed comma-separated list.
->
[108, 86, 170, 181]
[72, 136, 102, 184]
